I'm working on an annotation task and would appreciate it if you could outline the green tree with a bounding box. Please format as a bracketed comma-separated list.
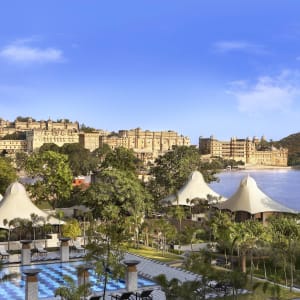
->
[83, 168, 149, 218]
[211, 211, 235, 266]
[148, 146, 217, 202]
[152, 219, 177, 256]
[30, 213, 44, 247]
[55, 274, 91, 300]
[100, 146, 142, 174]
[92, 144, 112, 166]
[0, 157, 17, 194]
[60, 143, 97, 176]
[154, 274, 207, 300]
[86, 204, 127, 299]
[15, 151, 28, 171]
[39, 143, 61, 153]
[9, 218, 31, 240]
[84, 168, 148, 298]
[25, 150, 73, 208]
[231, 220, 266, 276]
[62, 219, 82, 242]
[269, 215, 300, 291]
[170, 205, 186, 232]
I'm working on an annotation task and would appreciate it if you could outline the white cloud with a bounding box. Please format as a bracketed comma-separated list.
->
[228, 71, 300, 114]
[0, 39, 63, 64]
[214, 40, 267, 54]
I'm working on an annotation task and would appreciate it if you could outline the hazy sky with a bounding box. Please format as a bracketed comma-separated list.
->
[1, 0, 300, 144]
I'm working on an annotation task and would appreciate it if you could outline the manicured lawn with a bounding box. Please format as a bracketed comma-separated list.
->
[218, 281, 300, 300]
[128, 246, 300, 299]
[128, 246, 184, 263]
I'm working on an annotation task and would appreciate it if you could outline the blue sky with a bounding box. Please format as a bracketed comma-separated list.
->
[1, 0, 300, 144]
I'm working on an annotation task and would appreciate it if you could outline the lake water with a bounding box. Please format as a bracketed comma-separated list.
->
[209, 169, 300, 211]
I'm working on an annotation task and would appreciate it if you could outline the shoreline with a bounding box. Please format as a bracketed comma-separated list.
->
[222, 165, 295, 171]
[244, 165, 292, 170]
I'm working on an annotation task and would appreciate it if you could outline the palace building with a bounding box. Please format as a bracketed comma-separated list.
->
[0, 117, 79, 137]
[0, 118, 190, 165]
[100, 128, 190, 163]
[199, 135, 288, 167]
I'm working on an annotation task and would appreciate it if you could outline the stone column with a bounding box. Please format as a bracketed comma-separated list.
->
[59, 237, 70, 262]
[124, 260, 140, 292]
[20, 240, 32, 265]
[23, 269, 40, 300]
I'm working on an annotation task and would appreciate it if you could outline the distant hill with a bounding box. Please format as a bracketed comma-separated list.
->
[274, 132, 300, 166]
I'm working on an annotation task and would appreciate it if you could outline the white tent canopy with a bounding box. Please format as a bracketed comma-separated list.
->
[218, 175, 296, 214]
[161, 171, 226, 206]
[0, 182, 62, 229]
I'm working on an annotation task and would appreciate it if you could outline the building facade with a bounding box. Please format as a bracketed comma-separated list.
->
[100, 128, 191, 163]
[0, 140, 27, 155]
[0, 118, 191, 164]
[199, 135, 288, 167]
[0, 118, 79, 137]
[78, 131, 108, 152]
[26, 129, 80, 152]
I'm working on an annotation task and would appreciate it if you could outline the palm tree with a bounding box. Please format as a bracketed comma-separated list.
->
[154, 273, 208, 299]
[55, 275, 91, 300]
[269, 216, 300, 291]
[56, 209, 65, 238]
[3, 219, 10, 252]
[30, 213, 43, 247]
[172, 205, 185, 232]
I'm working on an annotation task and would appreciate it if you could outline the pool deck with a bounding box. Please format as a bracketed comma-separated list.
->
[1, 251, 249, 300]
[2, 251, 198, 300]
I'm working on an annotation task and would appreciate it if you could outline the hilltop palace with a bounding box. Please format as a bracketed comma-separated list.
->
[0, 118, 288, 166]
[0, 118, 190, 164]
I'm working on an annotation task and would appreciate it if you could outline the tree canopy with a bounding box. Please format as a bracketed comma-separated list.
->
[0, 157, 17, 194]
[25, 150, 73, 208]
[100, 146, 142, 174]
[60, 143, 97, 176]
[148, 145, 218, 201]
[83, 168, 150, 218]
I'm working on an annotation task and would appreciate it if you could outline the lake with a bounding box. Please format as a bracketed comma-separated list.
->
[209, 169, 300, 211]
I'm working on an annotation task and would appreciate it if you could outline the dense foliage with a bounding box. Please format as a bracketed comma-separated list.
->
[0, 157, 17, 194]
[83, 168, 150, 218]
[148, 146, 218, 201]
[274, 132, 300, 166]
[100, 146, 142, 173]
[39, 143, 97, 176]
[25, 150, 73, 208]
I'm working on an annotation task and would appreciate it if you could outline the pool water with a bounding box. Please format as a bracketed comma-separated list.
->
[0, 261, 155, 300]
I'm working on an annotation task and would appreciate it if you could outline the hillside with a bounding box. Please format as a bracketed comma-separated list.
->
[274, 132, 300, 166]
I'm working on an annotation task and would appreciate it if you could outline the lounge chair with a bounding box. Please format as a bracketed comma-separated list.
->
[0, 245, 9, 260]
[87, 295, 103, 300]
[73, 240, 85, 253]
[35, 243, 48, 257]
[111, 291, 133, 299]
[136, 289, 153, 300]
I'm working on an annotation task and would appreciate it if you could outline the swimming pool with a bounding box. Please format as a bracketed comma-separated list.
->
[0, 261, 155, 300]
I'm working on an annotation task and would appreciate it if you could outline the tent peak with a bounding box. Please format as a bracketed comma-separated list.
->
[240, 175, 257, 188]
[4, 181, 27, 198]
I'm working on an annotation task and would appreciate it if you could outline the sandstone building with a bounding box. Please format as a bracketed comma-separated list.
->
[0, 118, 190, 164]
[100, 128, 191, 163]
[199, 136, 288, 167]
[26, 129, 80, 152]
[0, 117, 79, 137]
